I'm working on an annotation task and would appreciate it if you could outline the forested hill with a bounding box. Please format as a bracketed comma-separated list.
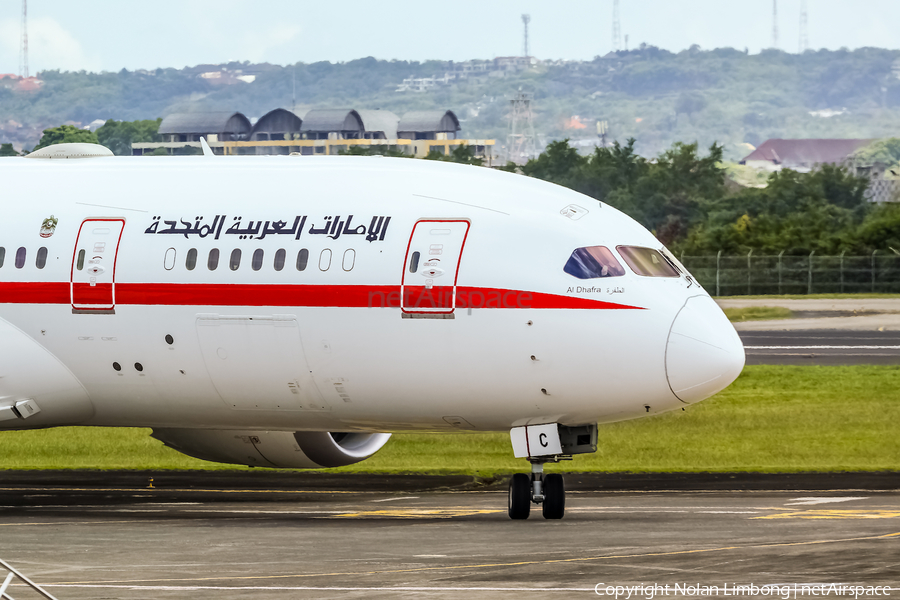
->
[4, 47, 900, 158]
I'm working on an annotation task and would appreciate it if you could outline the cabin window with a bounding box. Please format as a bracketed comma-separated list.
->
[164, 248, 176, 270]
[342, 249, 356, 271]
[230, 249, 241, 271]
[563, 246, 625, 279]
[408, 251, 420, 273]
[0, 247, 5, 268]
[15, 247, 25, 269]
[616, 246, 679, 278]
[208, 248, 220, 271]
[36, 247, 48, 269]
[296, 249, 309, 271]
[274, 249, 286, 271]
[76, 249, 85, 271]
[186, 248, 197, 271]
[319, 249, 332, 271]
[252, 249, 264, 271]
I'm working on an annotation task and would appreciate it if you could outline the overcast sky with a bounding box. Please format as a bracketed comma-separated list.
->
[1, 0, 898, 74]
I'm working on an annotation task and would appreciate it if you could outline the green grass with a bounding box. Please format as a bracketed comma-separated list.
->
[1, 366, 899, 475]
[716, 294, 900, 300]
[723, 306, 794, 322]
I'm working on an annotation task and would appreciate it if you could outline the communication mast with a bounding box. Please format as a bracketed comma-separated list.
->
[799, 0, 809, 53]
[507, 89, 536, 164]
[19, 0, 29, 78]
[772, 0, 779, 49]
[612, 0, 622, 52]
[522, 14, 531, 57]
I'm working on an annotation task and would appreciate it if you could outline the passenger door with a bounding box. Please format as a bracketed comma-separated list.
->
[71, 219, 125, 313]
[401, 220, 470, 315]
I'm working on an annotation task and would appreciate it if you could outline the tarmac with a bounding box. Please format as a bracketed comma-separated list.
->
[0, 297, 898, 599]
[0, 472, 898, 599]
[717, 298, 900, 331]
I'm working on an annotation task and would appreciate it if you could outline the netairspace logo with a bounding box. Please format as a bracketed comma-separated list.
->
[593, 583, 895, 599]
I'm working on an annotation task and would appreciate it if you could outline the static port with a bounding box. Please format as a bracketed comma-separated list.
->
[112, 362, 121, 372]
[165, 334, 174, 345]
[135, 363, 144, 372]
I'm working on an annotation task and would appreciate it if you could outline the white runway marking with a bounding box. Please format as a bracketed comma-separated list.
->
[40, 584, 597, 592]
[372, 496, 421, 503]
[785, 497, 868, 506]
[745, 345, 900, 350]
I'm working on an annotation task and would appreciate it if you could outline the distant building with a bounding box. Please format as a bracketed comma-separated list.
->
[493, 56, 536, 71]
[740, 138, 873, 172]
[159, 112, 252, 148]
[133, 106, 492, 161]
[249, 108, 303, 154]
[301, 109, 364, 141]
[0, 74, 42, 92]
[398, 110, 460, 141]
[356, 110, 400, 140]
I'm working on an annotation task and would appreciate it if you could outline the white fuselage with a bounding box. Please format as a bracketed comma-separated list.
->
[0, 156, 744, 434]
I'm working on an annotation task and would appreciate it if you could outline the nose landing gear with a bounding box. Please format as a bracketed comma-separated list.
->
[507, 423, 598, 520]
[508, 460, 565, 520]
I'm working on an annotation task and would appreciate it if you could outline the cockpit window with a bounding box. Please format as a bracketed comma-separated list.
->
[563, 246, 626, 279]
[617, 246, 679, 277]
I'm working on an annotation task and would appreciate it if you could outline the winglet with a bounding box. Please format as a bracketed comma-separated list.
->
[200, 137, 215, 157]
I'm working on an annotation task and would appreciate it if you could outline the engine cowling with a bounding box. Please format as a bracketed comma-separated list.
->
[151, 429, 391, 468]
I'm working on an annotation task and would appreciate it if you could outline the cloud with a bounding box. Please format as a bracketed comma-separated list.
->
[236, 23, 303, 63]
[0, 16, 100, 74]
[0, 18, 21, 74]
[30, 17, 101, 72]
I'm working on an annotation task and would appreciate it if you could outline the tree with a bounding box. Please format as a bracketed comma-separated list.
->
[520, 139, 585, 189]
[675, 91, 708, 116]
[339, 145, 410, 158]
[0, 143, 18, 157]
[423, 144, 484, 166]
[32, 125, 99, 151]
[96, 118, 162, 156]
[676, 166, 872, 255]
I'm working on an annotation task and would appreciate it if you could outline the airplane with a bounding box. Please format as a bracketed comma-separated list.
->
[0, 142, 745, 520]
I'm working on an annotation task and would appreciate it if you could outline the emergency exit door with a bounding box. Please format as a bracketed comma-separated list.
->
[401, 220, 470, 314]
[71, 219, 125, 313]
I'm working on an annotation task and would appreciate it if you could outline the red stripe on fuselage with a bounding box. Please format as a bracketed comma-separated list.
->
[0, 282, 643, 310]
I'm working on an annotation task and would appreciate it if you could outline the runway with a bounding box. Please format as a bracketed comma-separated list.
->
[740, 330, 900, 365]
[0, 474, 898, 599]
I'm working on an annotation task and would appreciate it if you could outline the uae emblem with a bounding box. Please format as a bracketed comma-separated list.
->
[40, 215, 58, 238]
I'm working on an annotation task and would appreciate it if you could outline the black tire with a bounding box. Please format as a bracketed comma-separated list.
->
[508, 473, 531, 520]
[542, 473, 565, 520]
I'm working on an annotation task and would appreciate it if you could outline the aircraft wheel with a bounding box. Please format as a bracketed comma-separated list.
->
[508, 473, 531, 520]
[542, 473, 565, 520]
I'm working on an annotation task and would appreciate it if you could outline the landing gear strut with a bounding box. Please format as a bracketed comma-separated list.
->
[508, 460, 565, 520]
[507, 423, 597, 520]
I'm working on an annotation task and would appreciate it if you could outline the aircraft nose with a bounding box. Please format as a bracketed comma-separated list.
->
[665, 295, 745, 403]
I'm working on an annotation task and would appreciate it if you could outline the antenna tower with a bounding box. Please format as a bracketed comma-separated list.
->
[772, 0, 779, 49]
[612, 0, 622, 52]
[19, 0, 29, 78]
[798, 0, 809, 53]
[521, 14, 531, 57]
[507, 89, 537, 164]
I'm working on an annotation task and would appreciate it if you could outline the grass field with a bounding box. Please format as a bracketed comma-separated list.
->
[716, 294, 900, 300]
[723, 306, 793, 322]
[1, 366, 899, 475]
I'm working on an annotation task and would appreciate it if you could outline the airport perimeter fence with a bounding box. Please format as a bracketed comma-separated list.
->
[678, 252, 900, 296]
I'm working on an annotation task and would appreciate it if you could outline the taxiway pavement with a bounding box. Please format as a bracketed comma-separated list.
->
[0, 474, 897, 599]
[714, 297, 900, 365]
